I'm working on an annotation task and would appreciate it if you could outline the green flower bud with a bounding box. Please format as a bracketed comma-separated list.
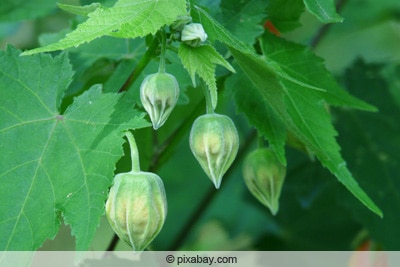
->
[243, 148, 286, 215]
[105, 171, 167, 252]
[140, 72, 180, 130]
[181, 23, 207, 47]
[189, 113, 239, 189]
[105, 131, 167, 252]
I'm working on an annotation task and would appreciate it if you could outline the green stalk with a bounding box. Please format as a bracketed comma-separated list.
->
[125, 131, 141, 173]
[201, 82, 215, 114]
[158, 29, 167, 74]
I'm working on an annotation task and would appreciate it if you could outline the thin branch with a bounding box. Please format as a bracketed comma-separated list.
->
[106, 234, 120, 251]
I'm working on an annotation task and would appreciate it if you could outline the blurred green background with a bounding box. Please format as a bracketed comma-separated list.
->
[1, 0, 400, 251]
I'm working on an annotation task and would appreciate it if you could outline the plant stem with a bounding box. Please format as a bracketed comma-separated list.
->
[125, 131, 141, 173]
[158, 29, 167, 74]
[201, 82, 215, 114]
[105, 235, 119, 252]
[118, 37, 160, 93]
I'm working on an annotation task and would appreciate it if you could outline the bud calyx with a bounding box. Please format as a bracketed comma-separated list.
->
[140, 73, 180, 129]
[243, 148, 286, 215]
[189, 113, 239, 189]
[105, 132, 167, 252]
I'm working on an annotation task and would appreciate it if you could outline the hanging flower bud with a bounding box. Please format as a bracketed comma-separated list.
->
[181, 23, 207, 47]
[140, 73, 180, 129]
[243, 148, 286, 215]
[105, 172, 167, 252]
[105, 131, 167, 252]
[190, 113, 239, 189]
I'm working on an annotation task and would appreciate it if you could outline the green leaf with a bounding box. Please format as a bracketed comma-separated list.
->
[0, 46, 149, 250]
[303, 0, 343, 23]
[266, 0, 305, 33]
[57, 2, 101, 17]
[178, 43, 234, 110]
[335, 60, 400, 249]
[191, 5, 253, 54]
[261, 32, 377, 111]
[192, 8, 381, 215]
[382, 64, 400, 109]
[22, 0, 186, 55]
[228, 43, 382, 217]
[225, 66, 287, 165]
[220, 0, 268, 45]
[0, 0, 57, 22]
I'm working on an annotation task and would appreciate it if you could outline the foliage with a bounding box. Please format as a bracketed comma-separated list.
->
[0, 0, 399, 252]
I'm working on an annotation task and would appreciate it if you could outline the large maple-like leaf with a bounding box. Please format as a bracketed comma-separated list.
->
[0, 46, 149, 250]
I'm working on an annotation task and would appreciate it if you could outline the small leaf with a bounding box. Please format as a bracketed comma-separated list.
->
[303, 0, 343, 23]
[178, 43, 234, 110]
[22, 0, 186, 55]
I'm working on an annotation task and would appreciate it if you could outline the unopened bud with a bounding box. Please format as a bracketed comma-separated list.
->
[189, 113, 239, 189]
[105, 171, 167, 252]
[181, 23, 207, 47]
[243, 148, 286, 215]
[140, 73, 180, 129]
[105, 131, 167, 252]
